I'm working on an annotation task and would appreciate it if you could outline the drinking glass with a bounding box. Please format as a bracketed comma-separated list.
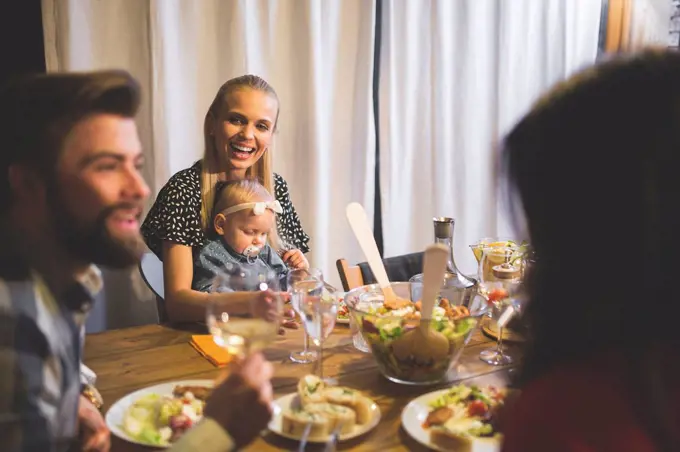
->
[298, 281, 339, 383]
[206, 264, 283, 359]
[477, 246, 525, 366]
[287, 268, 323, 363]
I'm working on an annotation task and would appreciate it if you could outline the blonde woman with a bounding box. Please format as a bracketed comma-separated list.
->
[142, 75, 309, 323]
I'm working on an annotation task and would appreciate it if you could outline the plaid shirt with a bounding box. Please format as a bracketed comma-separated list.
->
[0, 265, 102, 452]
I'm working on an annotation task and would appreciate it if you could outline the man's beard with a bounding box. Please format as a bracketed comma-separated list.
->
[50, 199, 146, 269]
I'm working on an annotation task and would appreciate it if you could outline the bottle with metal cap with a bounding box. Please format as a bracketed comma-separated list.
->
[410, 217, 478, 307]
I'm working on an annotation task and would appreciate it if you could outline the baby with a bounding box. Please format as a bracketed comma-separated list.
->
[192, 179, 309, 292]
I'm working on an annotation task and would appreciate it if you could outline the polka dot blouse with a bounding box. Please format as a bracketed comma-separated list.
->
[141, 161, 310, 260]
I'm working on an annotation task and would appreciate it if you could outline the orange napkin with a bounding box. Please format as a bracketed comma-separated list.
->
[190, 335, 233, 367]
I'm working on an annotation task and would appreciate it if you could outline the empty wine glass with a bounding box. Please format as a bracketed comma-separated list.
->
[298, 281, 339, 383]
[288, 268, 323, 363]
[477, 246, 525, 366]
[206, 264, 283, 359]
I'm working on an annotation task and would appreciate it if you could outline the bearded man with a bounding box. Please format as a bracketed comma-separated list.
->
[0, 71, 274, 452]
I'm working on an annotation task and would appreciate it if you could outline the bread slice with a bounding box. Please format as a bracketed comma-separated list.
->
[430, 427, 474, 452]
[321, 386, 373, 425]
[281, 409, 329, 440]
[429, 417, 500, 452]
[304, 403, 356, 435]
[298, 375, 326, 406]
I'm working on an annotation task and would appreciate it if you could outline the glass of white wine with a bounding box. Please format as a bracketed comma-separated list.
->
[298, 280, 339, 383]
[287, 268, 323, 363]
[206, 264, 283, 359]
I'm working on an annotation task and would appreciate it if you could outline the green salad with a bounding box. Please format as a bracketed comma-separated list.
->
[356, 300, 477, 383]
[122, 391, 204, 446]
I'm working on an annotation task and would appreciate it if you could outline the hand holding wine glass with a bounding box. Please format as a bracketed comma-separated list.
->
[206, 266, 284, 359]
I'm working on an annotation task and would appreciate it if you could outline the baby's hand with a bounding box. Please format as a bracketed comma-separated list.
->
[282, 249, 309, 270]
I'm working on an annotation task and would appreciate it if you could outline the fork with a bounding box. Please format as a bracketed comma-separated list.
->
[298, 422, 313, 452]
[323, 423, 343, 452]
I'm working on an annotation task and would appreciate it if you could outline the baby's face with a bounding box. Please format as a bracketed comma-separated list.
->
[221, 209, 275, 255]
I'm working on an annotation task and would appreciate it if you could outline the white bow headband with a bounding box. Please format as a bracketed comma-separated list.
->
[221, 200, 283, 216]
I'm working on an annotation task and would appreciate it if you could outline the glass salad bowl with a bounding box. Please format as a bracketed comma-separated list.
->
[345, 282, 488, 385]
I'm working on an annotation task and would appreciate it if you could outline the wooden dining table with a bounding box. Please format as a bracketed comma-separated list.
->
[84, 321, 519, 451]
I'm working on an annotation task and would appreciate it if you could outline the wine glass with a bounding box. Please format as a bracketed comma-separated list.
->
[287, 268, 323, 363]
[206, 264, 283, 359]
[477, 246, 525, 366]
[298, 281, 339, 383]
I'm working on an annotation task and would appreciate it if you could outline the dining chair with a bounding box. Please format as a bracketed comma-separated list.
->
[336, 252, 424, 291]
[139, 251, 168, 323]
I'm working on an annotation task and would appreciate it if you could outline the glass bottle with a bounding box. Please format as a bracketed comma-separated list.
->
[410, 217, 478, 307]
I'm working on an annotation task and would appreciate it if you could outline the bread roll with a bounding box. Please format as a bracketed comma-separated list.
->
[322, 386, 373, 425]
[298, 375, 326, 406]
[281, 409, 329, 440]
[304, 403, 356, 435]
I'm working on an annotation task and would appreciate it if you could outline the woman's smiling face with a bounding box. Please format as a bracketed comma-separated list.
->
[213, 88, 278, 176]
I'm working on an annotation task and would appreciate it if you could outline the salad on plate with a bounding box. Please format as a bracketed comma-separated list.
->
[121, 385, 210, 446]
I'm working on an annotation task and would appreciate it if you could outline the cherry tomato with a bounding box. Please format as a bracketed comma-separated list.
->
[487, 288, 508, 303]
[467, 400, 489, 417]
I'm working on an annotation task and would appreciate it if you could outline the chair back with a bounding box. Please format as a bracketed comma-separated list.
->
[336, 252, 424, 291]
[139, 252, 167, 323]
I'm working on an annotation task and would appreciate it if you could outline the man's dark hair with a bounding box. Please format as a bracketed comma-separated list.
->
[0, 70, 141, 213]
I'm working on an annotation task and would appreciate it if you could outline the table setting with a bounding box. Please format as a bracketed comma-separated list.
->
[85, 202, 531, 451]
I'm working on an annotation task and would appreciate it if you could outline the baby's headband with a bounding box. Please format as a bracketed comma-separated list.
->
[221, 200, 282, 217]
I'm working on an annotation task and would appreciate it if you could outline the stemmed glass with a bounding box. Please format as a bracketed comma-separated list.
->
[206, 264, 283, 359]
[297, 280, 339, 383]
[477, 246, 525, 366]
[287, 268, 323, 363]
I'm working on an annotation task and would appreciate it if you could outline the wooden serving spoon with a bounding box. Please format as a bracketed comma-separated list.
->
[346, 202, 399, 302]
[391, 243, 450, 364]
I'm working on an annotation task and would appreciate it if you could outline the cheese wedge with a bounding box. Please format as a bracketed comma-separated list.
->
[304, 403, 356, 435]
[281, 409, 329, 440]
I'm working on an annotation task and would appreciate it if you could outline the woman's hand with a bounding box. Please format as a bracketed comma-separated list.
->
[282, 249, 309, 270]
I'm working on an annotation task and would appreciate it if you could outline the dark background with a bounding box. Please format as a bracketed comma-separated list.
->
[1, 0, 45, 87]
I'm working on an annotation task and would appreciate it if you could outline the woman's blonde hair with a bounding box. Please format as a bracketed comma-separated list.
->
[212, 179, 281, 250]
[201, 75, 279, 231]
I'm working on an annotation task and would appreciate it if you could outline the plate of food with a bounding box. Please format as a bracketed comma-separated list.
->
[105, 379, 213, 447]
[268, 375, 380, 442]
[401, 383, 508, 452]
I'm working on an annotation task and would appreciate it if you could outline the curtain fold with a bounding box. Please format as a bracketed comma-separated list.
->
[605, 0, 671, 52]
[378, 0, 602, 275]
[42, 0, 376, 329]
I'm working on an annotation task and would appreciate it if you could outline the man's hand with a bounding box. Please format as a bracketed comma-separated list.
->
[282, 249, 309, 270]
[78, 395, 110, 452]
[204, 353, 274, 448]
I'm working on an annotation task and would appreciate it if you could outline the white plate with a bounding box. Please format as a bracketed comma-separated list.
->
[105, 379, 214, 448]
[268, 392, 381, 442]
[401, 388, 501, 452]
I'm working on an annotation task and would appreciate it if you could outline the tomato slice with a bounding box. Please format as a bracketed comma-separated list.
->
[467, 400, 489, 417]
[487, 288, 508, 303]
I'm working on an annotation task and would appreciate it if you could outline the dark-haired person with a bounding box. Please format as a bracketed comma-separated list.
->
[0, 71, 273, 452]
[500, 50, 680, 452]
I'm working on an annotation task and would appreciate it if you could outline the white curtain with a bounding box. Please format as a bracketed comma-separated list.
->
[42, 0, 377, 329]
[378, 0, 603, 275]
[628, 0, 672, 49]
